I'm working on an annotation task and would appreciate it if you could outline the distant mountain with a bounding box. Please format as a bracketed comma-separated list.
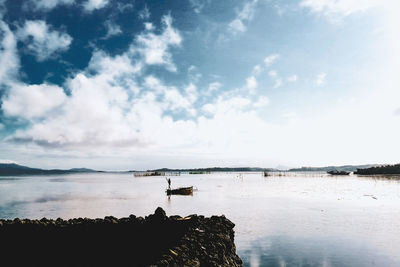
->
[149, 167, 278, 172]
[0, 163, 98, 176]
[288, 164, 378, 172]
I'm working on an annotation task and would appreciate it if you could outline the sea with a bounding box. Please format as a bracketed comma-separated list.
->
[1, 172, 400, 266]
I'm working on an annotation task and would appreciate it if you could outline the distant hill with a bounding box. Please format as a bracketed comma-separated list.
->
[354, 164, 400, 175]
[0, 163, 98, 176]
[149, 167, 278, 172]
[288, 164, 378, 172]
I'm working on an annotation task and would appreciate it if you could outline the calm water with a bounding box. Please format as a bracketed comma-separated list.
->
[1, 172, 400, 266]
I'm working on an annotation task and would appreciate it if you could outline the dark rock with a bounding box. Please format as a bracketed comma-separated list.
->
[0, 208, 242, 266]
[155, 206, 166, 218]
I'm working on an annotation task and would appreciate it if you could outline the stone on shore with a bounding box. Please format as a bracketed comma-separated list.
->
[0, 208, 242, 266]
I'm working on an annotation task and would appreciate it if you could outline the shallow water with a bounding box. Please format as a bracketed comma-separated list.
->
[1, 172, 400, 266]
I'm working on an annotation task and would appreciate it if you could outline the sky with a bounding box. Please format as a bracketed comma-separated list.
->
[0, 0, 399, 170]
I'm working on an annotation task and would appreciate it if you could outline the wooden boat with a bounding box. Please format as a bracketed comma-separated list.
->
[166, 186, 193, 196]
[327, 170, 350, 175]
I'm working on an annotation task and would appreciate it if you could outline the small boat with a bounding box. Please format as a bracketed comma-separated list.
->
[327, 170, 350, 175]
[166, 186, 193, 196]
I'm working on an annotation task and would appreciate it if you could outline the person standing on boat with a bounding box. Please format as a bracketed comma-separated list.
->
[166, 177, 171, 190]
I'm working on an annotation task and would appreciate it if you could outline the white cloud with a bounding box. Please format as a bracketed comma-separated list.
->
[143, 75, 161, 91]
[316, 73, 327, 86]
[300, 0, 384, 20]
[0, 21, 19, 83]
[273, 79, 282, 88]
[228, 0, 259, 34]
[4, 41, 270, 154]
[4, 23, 399, 169]
[190, 0, 209, 14]
[8, 54, 141, 148]
[144, 22, 154, 31]
[188, 65, 202, 83]
[185, 83, 198, 104]
[29, 0, 75, 10]
[202, 96, 252, 116]
[1, 17, 159, 149]
[283, 111, 297, 120]
[164, 88, 195, 114]
[253, 96, 269, 108]
[268, 70, 282, 88]
[268, 70, 277, 77]
[83, 0, 109, 12]
[238, 0, 258, 21]
[117, 2, 133, 12]
[9, 63, 198, 149]
[264, 54, 280, 66]
[88, 50, 141, 78]
[252, 64, 262, 75]
[246, 76, 258, 93]
[0, 0, 6, 18]
[138, 5, 150, 20]
[135, 15, 182, 71]
[1, 5, 400, 170]
[2, 83, 67, 119]
[104, 20, 122, 39]
[274, 3, 289, 16]
[17, 20, 72, 61]
[208, 82, 222, 93]
[228, 19, 246, 33]
[143, 76, 197, 114]
[287, 75, 298, 82]
[0, 16, 279, 168]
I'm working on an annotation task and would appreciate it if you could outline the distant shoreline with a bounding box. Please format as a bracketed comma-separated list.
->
[0, 163, 387, 176]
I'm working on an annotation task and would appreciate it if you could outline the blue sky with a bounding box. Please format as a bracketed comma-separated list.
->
[0, 0, 399, 170]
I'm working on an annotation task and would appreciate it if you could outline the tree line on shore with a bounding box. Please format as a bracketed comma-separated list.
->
[355, 164, 400, 175]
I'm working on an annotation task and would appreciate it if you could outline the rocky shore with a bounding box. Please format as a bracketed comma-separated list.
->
[0, 207, 243, 266]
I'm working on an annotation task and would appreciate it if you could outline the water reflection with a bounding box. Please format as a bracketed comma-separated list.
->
[239, 235, 399, 267]
[357, 174, 400, 182]
[1, 172, 400, 266]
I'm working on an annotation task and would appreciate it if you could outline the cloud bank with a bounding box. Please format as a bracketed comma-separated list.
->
[0, 1, 399, 170]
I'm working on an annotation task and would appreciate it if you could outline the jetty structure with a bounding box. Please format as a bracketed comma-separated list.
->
[134, 171, 166, 177]
[134, 171, 181, 177]
[189, 171, 210, 174]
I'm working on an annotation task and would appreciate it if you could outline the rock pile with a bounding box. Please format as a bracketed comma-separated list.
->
[0, 207, 242, 266]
